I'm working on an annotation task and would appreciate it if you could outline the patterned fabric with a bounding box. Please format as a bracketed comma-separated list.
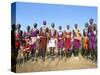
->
[73, 28, 81, 49]
[83, 36, 88, 50]
[39, 27, 47, 49]
[31, 28, 38, 37]
[73, 39, 80, 49]
[89, 31, 95, 49]
[88, 25, 96, 49]
[64, 31, 71, 50]
[57, 31, 64, 48]
[48, 28, 56, 47]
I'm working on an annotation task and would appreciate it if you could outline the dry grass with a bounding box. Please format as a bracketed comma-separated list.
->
[16, 53, 97, 73]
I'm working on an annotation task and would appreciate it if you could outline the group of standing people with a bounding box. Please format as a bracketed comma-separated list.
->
[11, 18, 97, 66]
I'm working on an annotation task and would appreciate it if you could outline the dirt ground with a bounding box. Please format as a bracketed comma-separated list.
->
[16, 52, 97, 73]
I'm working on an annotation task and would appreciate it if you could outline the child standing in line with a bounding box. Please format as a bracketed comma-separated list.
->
[24, 26, 31, 60]
[73, 24, 81, 61]
[39, 21, 48, 61]
[31, 23, 39, 61]
[57, 26, 64, 58]
[82, 23, 89, 57]
[64, 25, 72, 58]
[48, 23, 57, 58]
[88, 18, 96, 61]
